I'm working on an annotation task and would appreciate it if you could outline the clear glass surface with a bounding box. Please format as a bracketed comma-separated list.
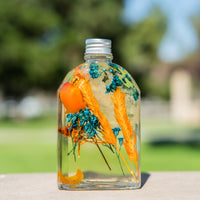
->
[57, 59, 141, 190]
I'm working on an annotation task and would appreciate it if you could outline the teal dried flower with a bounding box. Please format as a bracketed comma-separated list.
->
[108, 63, 119, 69]
[89, 63, 101, 79]
[66, 113, 73, 122]
[114, 75, 123, 86]
[90, 115, 99, 127]
[84, 122, 97, 138]
[84, 107, 90, 116]
[118, 137, 124, 146]
[132, 87, 139, 101]
[112, 127, 121, 137]
[125, 74, 132, 82]
[66, 108, 101, 139]
[106, 75, 123, 93]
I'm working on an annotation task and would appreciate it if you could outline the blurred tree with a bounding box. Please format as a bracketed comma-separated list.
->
[0, 0, 62, 97]
[0, 0, 166, 98]
[0, 0, 124, 98]
[119, 8, 166, 69]
[192, 16, 200, 50]
[118, 8, 167, 97]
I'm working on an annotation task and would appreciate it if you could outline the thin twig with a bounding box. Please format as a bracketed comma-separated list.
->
[95, 141, 112, 171]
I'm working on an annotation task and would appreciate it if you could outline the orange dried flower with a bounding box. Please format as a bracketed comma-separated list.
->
[58, 169, 84, 185]
[59, 82, 86, 113]
[111, 88, 139, 176]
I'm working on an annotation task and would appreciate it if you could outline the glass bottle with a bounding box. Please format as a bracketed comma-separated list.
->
[57, 38, 141, 190]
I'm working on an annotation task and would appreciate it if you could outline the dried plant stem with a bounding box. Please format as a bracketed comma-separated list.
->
[95, 142, 112, 171]
[78, 144, 80, 157]
[115, 146, 138, 183]
[135, 160, 139, 177]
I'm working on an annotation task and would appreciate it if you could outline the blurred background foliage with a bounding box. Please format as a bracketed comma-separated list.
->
[0, 0, 200, 173]
[0, 0, 166, 98]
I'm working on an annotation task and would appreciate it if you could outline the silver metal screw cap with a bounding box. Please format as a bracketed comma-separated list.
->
[85, 38, 112, 55]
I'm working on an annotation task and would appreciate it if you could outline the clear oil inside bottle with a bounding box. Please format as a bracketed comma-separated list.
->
[57, 39, 141, 190]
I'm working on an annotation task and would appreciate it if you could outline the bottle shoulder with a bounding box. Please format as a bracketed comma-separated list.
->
[57, 63, 85, 89]
[58, 62, 140, 101]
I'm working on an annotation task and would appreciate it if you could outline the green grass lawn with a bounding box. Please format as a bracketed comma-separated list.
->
[0, 117, 199, 173]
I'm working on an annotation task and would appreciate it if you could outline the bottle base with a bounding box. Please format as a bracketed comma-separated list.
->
[58, 180, 141, 190]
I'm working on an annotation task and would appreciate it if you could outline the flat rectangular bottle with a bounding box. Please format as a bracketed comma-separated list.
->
[57, 38, 141, 190]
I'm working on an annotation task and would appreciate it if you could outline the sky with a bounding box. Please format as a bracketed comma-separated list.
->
[123, 0, 200, 62]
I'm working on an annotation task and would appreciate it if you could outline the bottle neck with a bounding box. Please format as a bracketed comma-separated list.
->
[84, 54, 113, 63]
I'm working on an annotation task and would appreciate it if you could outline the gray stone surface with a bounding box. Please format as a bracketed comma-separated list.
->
[0, 172, 200, 200]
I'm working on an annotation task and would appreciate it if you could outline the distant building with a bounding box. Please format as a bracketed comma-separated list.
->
[170, 55, 200, 123]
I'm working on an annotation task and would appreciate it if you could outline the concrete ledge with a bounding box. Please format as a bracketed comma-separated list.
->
[0, 172, 200, 200]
